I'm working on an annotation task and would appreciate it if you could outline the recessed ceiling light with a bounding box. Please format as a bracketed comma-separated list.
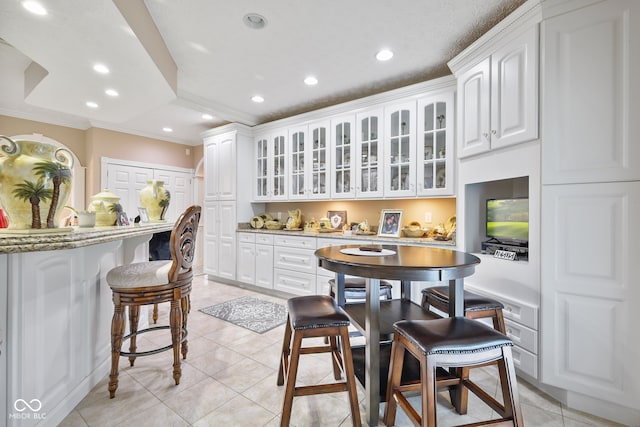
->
[251, 95, 264, 103]
[202, 113, 213, 120]
[376, 49, 394, 61]
[304, 76, 318, 86]
[243, 13, 267, 29]
[105, 89, 119, 97]
[162, 127, 173, 132]
[93, 63, 110, 74]
[22, 1, 47, 15]
[86, 101, 99, 108]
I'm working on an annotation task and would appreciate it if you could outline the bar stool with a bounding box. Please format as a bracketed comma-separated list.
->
[329, 277, 393, 302]
[277, 295, 361, 427]
[106, 205, 201, 398]
[384, 317, 523, 427]
[421, 286, 506, 333]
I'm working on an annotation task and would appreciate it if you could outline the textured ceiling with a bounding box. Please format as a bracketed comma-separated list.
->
[0, 0, 525, 145]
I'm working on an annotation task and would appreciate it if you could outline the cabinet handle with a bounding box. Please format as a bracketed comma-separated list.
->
[506, 306, 513, 312]
[482, 132, 490, 139]
[491, 129, 497, 135]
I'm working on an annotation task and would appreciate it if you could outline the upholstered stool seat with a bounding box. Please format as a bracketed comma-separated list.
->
[384, 317, 523, 427]
[421, 285, 506, 333]
[329, 277, 393, 301]
[277, 295, 361, 427]
[106, 205, 201, 399]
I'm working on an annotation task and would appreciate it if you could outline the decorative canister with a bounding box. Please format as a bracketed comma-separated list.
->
[87, 189, 121, 226]
[139, 180, 170, 222]
[0, 135, 73, 229]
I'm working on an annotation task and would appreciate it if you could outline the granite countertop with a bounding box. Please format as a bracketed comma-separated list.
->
[0, 222, 173, 254]
[237, 225, 456, 247]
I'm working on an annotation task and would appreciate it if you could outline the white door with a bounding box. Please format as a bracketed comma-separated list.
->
[255, 244, 274, 289]
[203, 202, 219, 276]
[331, 114, 356, 199]
[457, 58, 491, 158]
[355, 109, 384, 199]
[384, 101, 416, 197]
[218, 202, 236, 280]
[153, 169, 192, 223]
[106, 163, 153, 216]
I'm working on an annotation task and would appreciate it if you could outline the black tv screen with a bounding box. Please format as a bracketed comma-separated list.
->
[486, 198, 529, 243]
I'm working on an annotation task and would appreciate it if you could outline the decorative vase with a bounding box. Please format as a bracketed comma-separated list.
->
[139, 180, 170, 222]
[0, 136, 73, 229]
[87, 189, 121, 227]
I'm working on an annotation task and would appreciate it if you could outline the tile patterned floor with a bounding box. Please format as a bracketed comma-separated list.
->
[60, 275, 626, 427]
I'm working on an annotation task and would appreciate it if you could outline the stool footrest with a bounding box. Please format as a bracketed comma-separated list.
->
[295, 382, 349, 396]
[299, 345, 335, 355]
[120, 325, 187, 358]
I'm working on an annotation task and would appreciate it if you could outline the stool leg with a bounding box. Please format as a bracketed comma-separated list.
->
[498, 346, 524, 426]
[169, 296, 182, 385]
[494, 309, 507, 335]
[423, 356, 437, 427]
[180, 295, 189, 359]
[108, 299, 125, 398]
[453, 366, 470, 414]
[277, 316, 292, 386]
[153, 303, 158, 324]
[383, 337, 405, 426]
[128, 305, 139, 367]
[280, 330, 303, 427]
[329, 335, 343, 380]
[339, 327, 362, 427]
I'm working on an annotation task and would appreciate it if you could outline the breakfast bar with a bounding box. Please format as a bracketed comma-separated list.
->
[315, 244, 481, 427]
[0, 223, 172, 426]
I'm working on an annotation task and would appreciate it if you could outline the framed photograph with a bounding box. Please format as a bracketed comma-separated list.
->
[327, 210, 347, 230]
[138, 207, 149, 223]
[378, 209, 403, 237]
[117, 212, 130, 226]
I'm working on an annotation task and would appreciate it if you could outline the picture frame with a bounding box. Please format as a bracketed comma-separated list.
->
[116, 212, 130, 226]
[138, 207, 149, 223]
[327, 210, 347, 230]
[378, 209, 403, 237]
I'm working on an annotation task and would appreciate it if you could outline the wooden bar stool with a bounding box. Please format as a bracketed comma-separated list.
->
[422, 285, 506, 333]
[106, 205, 201, 398]
[277, 295, 361, 427]
[329, 277, 393, 302]
[384, 317, 523, 427]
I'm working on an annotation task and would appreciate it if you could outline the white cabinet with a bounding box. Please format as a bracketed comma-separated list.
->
[288, 125, 307, 200]
[255, 234, 274, 289]
[417, 91, 455, 196]
[273, 235, 317, 296]
[331, 114, 356, 199]
[355, 108, 384, 198]
[542, 0, 640, 185]
[384, 101, 416, 197]
[204, 132, 236, 200]
[541, 181, 640, 414]
[454, 25, 538, 158]
[237, 233, 256, 284]
[308, 120, 331, 199]
[253, 130, 288, 201]
[202, 125, 255, 281]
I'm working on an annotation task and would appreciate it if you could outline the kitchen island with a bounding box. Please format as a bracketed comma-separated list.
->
[0, 223, 173, 426]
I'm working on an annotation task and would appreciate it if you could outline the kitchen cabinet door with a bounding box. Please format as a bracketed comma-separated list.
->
[355, 109, 384, 198]
[331, 114, 356, 199]
[384, 101, 416, 197]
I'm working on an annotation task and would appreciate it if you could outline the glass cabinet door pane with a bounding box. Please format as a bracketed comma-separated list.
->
[436, 102, 446, 129]
[424, 104, 434, 131]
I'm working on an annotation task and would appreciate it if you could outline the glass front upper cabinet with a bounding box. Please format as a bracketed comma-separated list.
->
[271, 133, 287, 200]
[417, 92, 454, 196]
[384, 101, 416, 197]
[289, 126, 306, 199]
[254, 136, 269, 200]
[356, 109, 383, 198]
[331, 115, 355, 199]
[309, 121, 329, 199]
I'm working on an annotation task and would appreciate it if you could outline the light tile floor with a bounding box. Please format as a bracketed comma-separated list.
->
[61, 275, 626, 427]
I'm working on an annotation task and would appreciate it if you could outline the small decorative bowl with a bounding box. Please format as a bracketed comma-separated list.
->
[265, 220, 284, 230]
[402, 227, 425, 238]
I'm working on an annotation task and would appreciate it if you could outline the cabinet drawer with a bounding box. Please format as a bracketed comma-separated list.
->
[504, 318, 538, 354]
[238, 232, 255, 243]
[274, 269, 316, 296]
[274, 247, 316, 274]
[501, 296, 538, 330]
[255, 234, 274, 245]
[274, 235, 317, 250]
[511, 345, 538, 379]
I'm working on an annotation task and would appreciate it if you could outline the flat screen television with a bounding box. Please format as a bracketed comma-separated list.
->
[486, 198, 529, 245]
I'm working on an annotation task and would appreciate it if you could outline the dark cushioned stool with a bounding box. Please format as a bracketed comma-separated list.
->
[384, 317, 523, 427]
[277, 295, 361, 427]
[421, 286, 506, 333]
[329, 277, 393, 302]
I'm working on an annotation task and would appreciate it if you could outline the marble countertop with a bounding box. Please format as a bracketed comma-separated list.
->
[237, 226, 456, 247]
[0, 222, 173, 254]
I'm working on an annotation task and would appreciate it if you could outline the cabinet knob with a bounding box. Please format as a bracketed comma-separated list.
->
[491, 129, 497, 135]
[482, 132, 490, 139]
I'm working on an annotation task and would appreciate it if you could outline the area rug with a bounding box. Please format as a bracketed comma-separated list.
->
[199, 296, 287, 334]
